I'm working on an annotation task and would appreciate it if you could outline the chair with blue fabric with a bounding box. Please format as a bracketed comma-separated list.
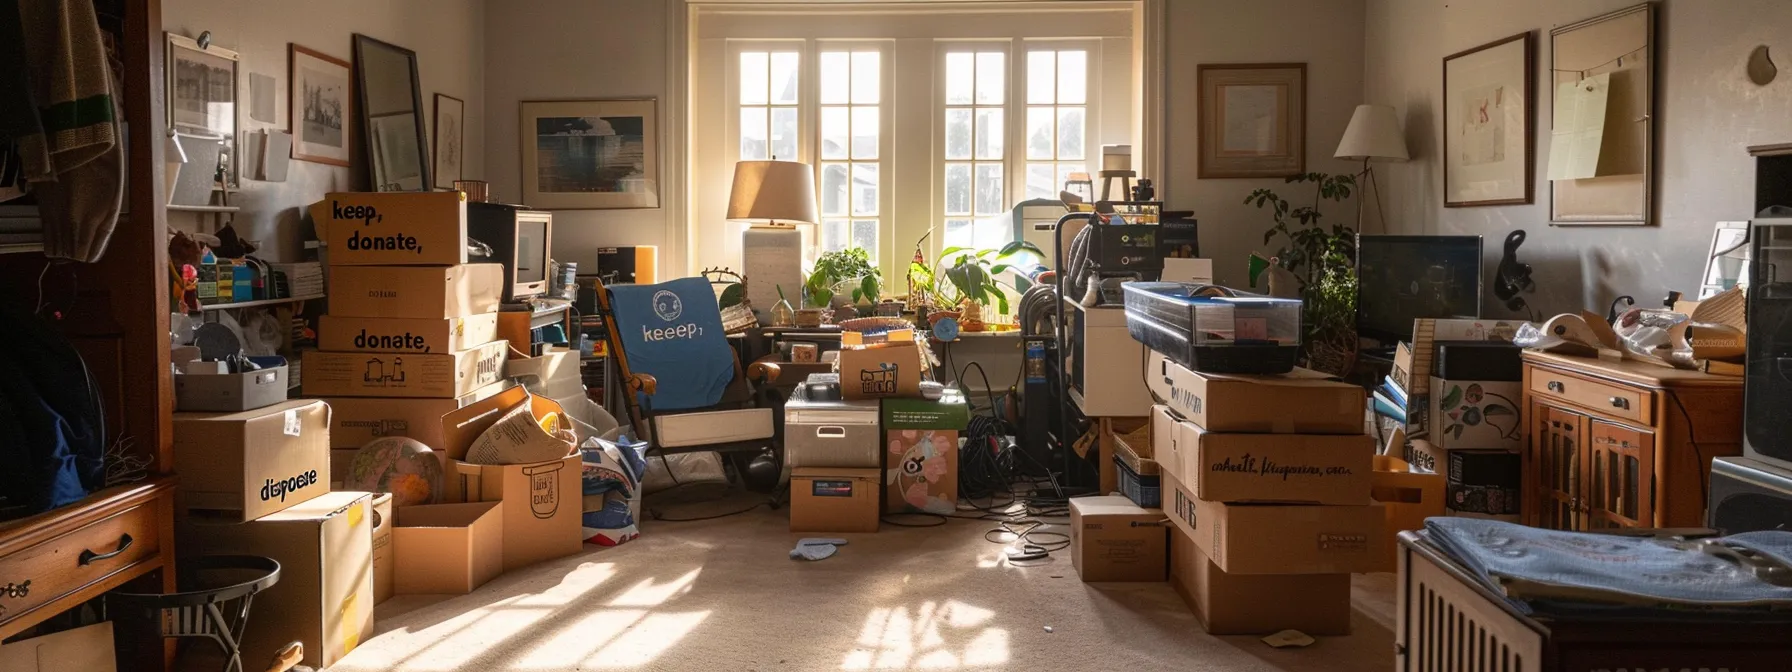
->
[592, 275, 782, 466]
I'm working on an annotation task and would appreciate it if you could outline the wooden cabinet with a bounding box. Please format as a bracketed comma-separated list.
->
[1521, 352, 1742, 530]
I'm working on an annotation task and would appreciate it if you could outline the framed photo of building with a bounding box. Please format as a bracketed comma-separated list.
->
[288, 43, 352, 167]
[519, 99, 659, 209]
[1443, 32, 1534, 207]
[1196, 63, 1305, 179]
[167, 33, 239, 183]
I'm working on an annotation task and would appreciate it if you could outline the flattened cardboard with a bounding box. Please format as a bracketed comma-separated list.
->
[371, 493, 395, 604]
[327, 264, 504, 319]
[1070, 496, 1168, 582]
[0, 622, 115, 672]
[441, 385, 572, 464]
[311, 191, 469, 266]
[178, 491, 374, 669]
[1145, 351, 1364, 434]
[392, 501, 504, 595]
[320, 381, 512, 451]
[1168, 530, 1352, 636]
[1165, 472, 1382, 575]
[791, 467, 880, 533]
[318, 312, 500, 355]
[1178, 422, 1374, 505]
[303, 340, 508, 399]
[447, 456, 583, 572]
[836, 330, 925, 400]
[173, 399, 330, 521]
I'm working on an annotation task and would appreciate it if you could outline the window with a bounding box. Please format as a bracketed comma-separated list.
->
[1024, 49, 1088, 200]
[941, 51, 1007, 251]
[817, 50, 881, 257]
[739, 51, 800, 161]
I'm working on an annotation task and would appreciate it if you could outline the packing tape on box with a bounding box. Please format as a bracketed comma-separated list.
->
[340, 592, 360, 652]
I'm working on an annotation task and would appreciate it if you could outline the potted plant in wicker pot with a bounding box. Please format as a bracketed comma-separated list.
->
[1246, 172, 1359, 376]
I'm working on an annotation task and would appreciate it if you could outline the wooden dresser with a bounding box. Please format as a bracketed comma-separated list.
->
[1521, 351, 1743, 530]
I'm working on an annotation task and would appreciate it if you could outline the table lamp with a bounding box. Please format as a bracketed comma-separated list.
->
[730, 160, 819, 319]
[1335, 104, 1409, 234]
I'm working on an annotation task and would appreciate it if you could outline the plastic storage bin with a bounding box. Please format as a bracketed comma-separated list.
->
[1122, 282, 1301, 374]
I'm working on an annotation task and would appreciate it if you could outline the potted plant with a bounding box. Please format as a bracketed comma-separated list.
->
[803, 247, 882, 311]
[933, 241, 1046, 331]
[1245, 172, 1358, 376]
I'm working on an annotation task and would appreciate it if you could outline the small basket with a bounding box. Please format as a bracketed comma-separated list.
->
[1111, 425, 1160, 509]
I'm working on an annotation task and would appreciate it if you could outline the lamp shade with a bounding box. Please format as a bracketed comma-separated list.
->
[727, 160, 819, 224]
[1334, 104, 1409, 161]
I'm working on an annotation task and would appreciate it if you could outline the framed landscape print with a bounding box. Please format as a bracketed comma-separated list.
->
[289, 43, 352, 167]
[519, 99, 659, 209]
[433, 93, 465, 189]
[1197, 63, 1305, 179]
[167, 33, 239, 183]
[1444, 32, 1534, 207]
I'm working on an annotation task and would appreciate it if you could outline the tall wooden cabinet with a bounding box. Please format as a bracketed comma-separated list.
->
[1521, 352, 1742, 530]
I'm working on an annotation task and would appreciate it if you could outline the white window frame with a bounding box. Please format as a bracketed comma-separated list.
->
[813, 41, 894, 265]
[933, 41, 1016, 254]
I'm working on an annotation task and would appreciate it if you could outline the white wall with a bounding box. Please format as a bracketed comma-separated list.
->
[1366, 0, 1792, 315]
[482, 0, 671, 271]
[1162, 0, 1368, 288]
[163, 0, 486, 262]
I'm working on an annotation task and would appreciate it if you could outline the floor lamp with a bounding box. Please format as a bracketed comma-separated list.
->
[1334, 104, 1409, 234]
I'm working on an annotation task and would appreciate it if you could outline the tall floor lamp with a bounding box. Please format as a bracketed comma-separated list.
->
[1334, 104, 1409, 234]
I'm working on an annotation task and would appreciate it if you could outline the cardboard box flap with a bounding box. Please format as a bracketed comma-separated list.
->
[442, 386, 573, 464]
[1070, 495, 1156, 517]
[258, 491, 371, 523]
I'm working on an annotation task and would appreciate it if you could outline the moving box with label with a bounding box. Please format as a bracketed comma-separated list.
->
[441, 388, 583, 571]
[311, 191, 469, 266]
[303, 340, 508, 399]
[178, 491, 374, 669]
[318, 312, 500, 355]
[836, 330, 926, 400]
[1172, 421, 1374, 506]
[1167, 529, 1352, 635]
[173, 399, 331, 521]
[1070, 496, 1168, 582]
[1144, 351, 1365, 434]
[791, 467, 880, 533]
[1165, 472, 1382, 575]
[883, 391, 969, 514]
[321, 381, 512, 451]
[327, 264, 504, 319]
[392, 501, 504, 595]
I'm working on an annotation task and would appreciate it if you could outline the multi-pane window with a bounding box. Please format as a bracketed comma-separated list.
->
[942, 51, 1007, 250]
[739, 51, 800, 161]
[1024, 49, 1088, 200]
[817, 51, 881, 257]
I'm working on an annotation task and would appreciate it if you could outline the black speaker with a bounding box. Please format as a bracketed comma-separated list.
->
[1744, 219, 1792, 464]
[1708, 456, 1792, 534]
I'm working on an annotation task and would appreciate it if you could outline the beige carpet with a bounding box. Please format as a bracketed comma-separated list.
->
[331, 505, 1396, 672]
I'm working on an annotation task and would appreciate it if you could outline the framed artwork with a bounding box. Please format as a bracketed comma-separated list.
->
[288, 44, 352, 167]
[433, 94, 465, 189]
[167, 33, 239, 184]
[1196, 63, 1305, 179]
[1443, 32, 1535, 207]
[369, 112, 425, 191]
[1550, 3, 1655, 226]
[520, 99, 660, 209]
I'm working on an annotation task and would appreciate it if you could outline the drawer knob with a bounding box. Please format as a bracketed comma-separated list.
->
[1610, 396, 1630, 410]
[1548, 381, 1565, 393]
[78, 534, 133, 566]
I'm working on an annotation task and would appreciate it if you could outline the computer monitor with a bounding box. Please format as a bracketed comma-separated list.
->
[1355, 234, 1484, 343]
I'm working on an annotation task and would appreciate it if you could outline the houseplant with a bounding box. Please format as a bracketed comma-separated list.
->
[803, 246, 882, 311]
[932, 241, 1046, 330]
[1245, 172, 1359, 375]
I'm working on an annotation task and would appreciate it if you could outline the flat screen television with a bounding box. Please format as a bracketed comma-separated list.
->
[468, 203, 553, 302]
[1355, 234, 1484, 343]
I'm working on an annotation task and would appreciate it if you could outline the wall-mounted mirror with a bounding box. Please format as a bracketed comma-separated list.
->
[352, 34, 430, 191]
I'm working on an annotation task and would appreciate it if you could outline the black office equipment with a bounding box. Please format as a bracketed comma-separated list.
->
[1356, 234, 1484, 342]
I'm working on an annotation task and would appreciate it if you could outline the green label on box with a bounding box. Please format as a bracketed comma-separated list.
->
[881, 392, 970, 429]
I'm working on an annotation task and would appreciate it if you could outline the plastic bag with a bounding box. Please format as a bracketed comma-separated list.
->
[640, 450, 727, 494]
[1613, 308, 1694, 368]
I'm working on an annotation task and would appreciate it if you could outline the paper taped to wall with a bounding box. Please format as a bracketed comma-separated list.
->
[1547, 73, 1611, 181]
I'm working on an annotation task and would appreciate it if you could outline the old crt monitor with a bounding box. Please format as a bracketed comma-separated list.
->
[468, 202, 552, 302]
[1356, 234, 1483, 342]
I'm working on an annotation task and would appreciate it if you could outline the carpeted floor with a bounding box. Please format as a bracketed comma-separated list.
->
[331, 505, 1396, 672]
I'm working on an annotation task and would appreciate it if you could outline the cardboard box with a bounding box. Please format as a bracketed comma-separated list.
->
[447, 454, 583, 572]
[371, 493, 395, 604]
[1371, 455, 1444, 572]
[440, 385, 574, 465]
[173, 400, 331, 521]
[1176, 422, 1374, 506]
[311, 191, 469, 266]
[1406, 319, 1533, 439]
[178, 491, 374, 669]
[836, 329, 926, 400]
[320, 381, 512, 451]
[1151, 405, 1185, 487]
[0, 622, 115, 672]
[318, 312, 500, 355]
[303, 340, 508, 398]
[1447, 449, 1522, 520]
[1427, 377, 1523, 451]
[1070, 496, 1168, 582]
[791, 467, 880, 533]
[1165, 472, 1382, 575]
[392, 501, 504, 595]
[1144, 351, 1364, 434]
[1168, 530, 1351, 636]
[882, 391, 969, 514]
[327, 264, 504, 319]
[174, 359, 290, 412]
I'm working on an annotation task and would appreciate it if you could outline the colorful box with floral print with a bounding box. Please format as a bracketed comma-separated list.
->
[882, 392, 970, 515]
[1427, 377, 1523, 451]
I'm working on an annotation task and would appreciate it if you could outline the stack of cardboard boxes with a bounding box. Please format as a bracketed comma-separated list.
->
[1142, 351, 1381, 635]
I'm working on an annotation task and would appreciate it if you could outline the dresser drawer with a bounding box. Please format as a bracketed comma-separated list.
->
[1530, 367, 1653, 425]
[0, 502, 161, 624]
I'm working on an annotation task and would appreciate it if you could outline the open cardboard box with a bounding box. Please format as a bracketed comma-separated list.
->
[1371, 455, 1444, 572]
[441, 386, 584, 571]
[836, 329, 926, 400]
[392, 501, 504, 595]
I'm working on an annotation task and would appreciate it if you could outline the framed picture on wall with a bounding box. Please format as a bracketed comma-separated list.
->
[288, 43, 352, 167]
[1443, 31, 1534, 207]
[167, 33, 239, 184]
[433, 93, 465, 189]
[519, 99, 660, 209]
[1196, 63, 1305, 179]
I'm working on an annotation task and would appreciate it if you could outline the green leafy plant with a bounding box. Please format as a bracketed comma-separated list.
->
[933, 241, 1047, 315]
[803, 247, 881, 308]
[1246, 172, 1359, 374]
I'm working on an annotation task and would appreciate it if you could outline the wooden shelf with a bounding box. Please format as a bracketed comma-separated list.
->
[167, 204, 240, 213]
[199, 293, 324, 311]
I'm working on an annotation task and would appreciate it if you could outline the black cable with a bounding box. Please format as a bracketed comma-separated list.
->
[651, 502, 765, 523]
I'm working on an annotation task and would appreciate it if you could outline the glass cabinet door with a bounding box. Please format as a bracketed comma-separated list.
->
[1529, 403, 1587, 530]
[1586, 420, 1656, 529]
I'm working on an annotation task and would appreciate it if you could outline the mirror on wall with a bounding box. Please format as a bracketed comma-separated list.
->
[352, 34, 430, 191]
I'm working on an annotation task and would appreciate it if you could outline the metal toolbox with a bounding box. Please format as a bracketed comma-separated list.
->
[784, 374, 882, 471]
